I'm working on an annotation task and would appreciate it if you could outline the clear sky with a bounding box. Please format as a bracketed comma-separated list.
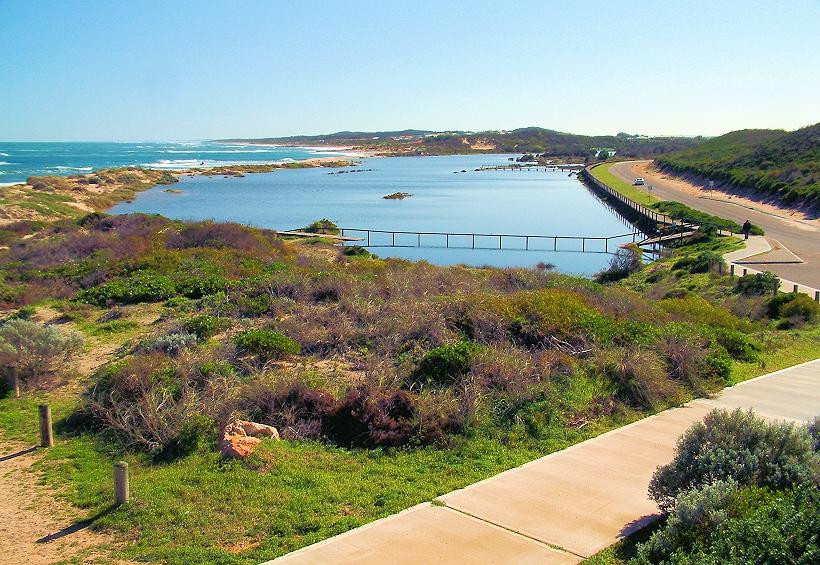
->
[1, 0, 818, 141]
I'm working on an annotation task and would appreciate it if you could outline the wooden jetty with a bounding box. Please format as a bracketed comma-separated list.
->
[276, 230, 363, 242]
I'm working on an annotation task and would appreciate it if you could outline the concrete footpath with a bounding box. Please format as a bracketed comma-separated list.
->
[723, 236, 819, 298]
[265, 359, 819, 564]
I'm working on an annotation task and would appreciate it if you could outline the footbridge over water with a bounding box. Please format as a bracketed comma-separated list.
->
[336, 227, 646, 255]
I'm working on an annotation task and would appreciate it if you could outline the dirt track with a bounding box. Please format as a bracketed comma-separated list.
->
[0, 443, 115, 564]
[608, 161, 820, 287]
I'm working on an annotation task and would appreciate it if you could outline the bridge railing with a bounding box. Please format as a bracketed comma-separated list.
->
[338, 228, 644, 254]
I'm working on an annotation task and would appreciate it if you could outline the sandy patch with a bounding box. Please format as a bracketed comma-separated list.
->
[0, 442, 118, 564]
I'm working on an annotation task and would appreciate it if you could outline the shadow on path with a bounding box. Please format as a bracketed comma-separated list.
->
[618, 513, 662, 540]
[37, 507, 114, 544]
[0, 446, 38, 462]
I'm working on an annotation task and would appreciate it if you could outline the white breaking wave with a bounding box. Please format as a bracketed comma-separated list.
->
[159, 149, 273, 154]
[0, 152, 9, 156]
[0, 161, 11, 165]
[54, 166, 93, 171]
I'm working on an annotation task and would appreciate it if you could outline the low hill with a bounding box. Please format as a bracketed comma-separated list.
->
[655, 123, 820, 210]
[221, 127, 702, 161]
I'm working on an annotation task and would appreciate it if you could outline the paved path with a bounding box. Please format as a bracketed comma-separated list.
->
[607, 161, 820, 288]
[265, 359, 820, 564]
[724, 236, 819, 297]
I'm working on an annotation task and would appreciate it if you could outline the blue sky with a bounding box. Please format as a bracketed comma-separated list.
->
[1, 0, 818, 140]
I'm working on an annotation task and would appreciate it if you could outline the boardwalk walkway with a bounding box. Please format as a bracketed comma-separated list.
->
[265, 359, 820, 564]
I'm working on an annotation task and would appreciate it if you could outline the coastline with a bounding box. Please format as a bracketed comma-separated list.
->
[0, 157, 356, 225]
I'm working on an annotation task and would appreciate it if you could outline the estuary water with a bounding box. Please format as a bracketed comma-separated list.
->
[111, 154, 638, 275]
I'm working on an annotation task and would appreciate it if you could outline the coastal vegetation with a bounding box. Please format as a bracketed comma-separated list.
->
[655, 123, 820, 210]
[0, 159, 355, 226]
[0, 211, 817, 563]
[222, 127, 702, 161]
[588, 410, 819, 564]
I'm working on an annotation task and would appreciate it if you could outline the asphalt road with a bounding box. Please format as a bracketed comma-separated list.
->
[608, 161, 820, 288]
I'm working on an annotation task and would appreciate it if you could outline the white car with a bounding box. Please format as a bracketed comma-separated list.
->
[634, 177, 645, 185]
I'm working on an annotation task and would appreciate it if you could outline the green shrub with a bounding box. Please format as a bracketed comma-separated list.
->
[411, 341, 481, 387]
[672, 251, 724, 274]
[0, 319, 83, 383]
[181, 315, 230, 340]
[712, 328, 760, 362]
[649, 409, 818, 512]
[342, 245, 370, 257]
[304, 218, 339, 235]
[734, 272, 779, 296]
[234, 329, 301, 360]
[146, 332, 198, 356]
[780, 293, 819, 323]
[173, 273, 231, 299]
[635, 482, 820, 564]
[78, 271, 176, 305]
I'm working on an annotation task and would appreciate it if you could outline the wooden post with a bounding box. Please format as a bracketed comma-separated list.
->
[730, 264, 735, 276]
[7, 367, 20, 398]
[114, 461, 129, 505]
[525, 236, 529, 251]
[793, 284, 798, 293]
[742, 268, 747, 276]
[39, 404, 54, 448]
[815, 290, 819, 302]
[366, 230, 370, 247]
[471, 234, 475, 249]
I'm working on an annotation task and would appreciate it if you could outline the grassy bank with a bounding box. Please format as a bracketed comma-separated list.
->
[656, 123, 819, 210]
[587, 163, 763, 234]
[0, 214, 817, 563]
[587, 163, 658, 206]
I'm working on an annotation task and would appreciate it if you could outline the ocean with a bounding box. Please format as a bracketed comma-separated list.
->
[0, 141, 355, 184]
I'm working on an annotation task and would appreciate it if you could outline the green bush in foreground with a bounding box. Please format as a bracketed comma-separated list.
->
[648, 409, 817, 512]
[635, 482, 819, 564]
[234, 329, 301, 361]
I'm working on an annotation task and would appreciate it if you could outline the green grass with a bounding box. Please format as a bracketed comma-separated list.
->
[588, 163, 658, 206]
[1, 385, 639, 564]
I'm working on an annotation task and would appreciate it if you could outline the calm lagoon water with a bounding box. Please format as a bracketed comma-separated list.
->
[111, 154, 638, 275]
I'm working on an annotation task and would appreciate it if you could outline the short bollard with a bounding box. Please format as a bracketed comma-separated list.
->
[793, 284, 798, 293]
[114, 461, 129, 505]
[7, 367, 20, 398]
[39, 404, 54, 448]
[815, 290, 819, 302]
[730, 264, 735, 276]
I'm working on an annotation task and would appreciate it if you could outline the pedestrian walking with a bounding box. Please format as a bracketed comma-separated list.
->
[742, 220, 752, 240]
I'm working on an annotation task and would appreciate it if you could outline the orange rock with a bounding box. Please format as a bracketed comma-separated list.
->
[218, 419, 280, 459]
[219, 434, 262, 459]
